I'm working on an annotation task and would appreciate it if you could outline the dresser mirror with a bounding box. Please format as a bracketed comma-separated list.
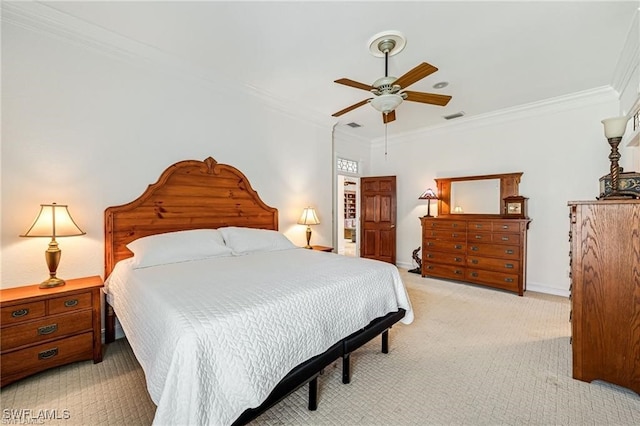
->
[435, 172, 523, 216]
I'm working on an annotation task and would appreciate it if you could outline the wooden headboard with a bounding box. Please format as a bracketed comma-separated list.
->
[104, 156, 278, 277]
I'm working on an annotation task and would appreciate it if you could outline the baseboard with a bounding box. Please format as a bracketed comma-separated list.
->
[526, 281, 569, 298]
[101, 321, 126, 343]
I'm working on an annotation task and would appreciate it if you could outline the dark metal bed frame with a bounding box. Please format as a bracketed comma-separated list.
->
[103, 156, 407, 423]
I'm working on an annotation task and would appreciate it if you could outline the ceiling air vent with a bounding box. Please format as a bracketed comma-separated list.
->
[443, 111, 465, 120]
[346, 122, 362, 128]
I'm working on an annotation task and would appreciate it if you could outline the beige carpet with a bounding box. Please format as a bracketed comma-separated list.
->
[2, 270, 639, 425]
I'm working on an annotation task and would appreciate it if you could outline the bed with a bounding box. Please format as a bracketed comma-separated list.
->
[103, 156, 413, 425]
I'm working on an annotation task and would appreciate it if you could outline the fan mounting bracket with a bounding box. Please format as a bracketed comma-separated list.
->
[368, 30, 406, 58]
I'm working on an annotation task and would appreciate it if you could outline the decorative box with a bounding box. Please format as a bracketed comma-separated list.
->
[599, 171, 640, 198]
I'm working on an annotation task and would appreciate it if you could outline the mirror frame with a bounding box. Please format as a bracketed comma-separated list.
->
[435, 172, 523, 216]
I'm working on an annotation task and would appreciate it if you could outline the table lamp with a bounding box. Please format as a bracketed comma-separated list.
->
[298, 207, 320, 249]
[419, 188, 439, 217]
[20, 203, 86, 288]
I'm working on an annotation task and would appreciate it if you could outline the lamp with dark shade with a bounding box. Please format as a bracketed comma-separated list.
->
[419, 188, 439, 217]
[20, 203, 86, 288]
[297, 207, 320, 249]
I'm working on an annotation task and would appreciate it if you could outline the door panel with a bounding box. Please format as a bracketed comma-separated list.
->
[360, 176, 396, 264]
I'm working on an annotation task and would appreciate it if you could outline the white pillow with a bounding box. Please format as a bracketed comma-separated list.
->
[126, 229, 233, 268]
[218, 226, 297, 254]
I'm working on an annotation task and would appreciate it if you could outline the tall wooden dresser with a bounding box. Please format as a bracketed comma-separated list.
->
[568, 200, 640, 394]
[421, 216, 530, 296]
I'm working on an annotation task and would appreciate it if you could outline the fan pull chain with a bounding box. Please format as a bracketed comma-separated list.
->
[384, 120, 388, 158]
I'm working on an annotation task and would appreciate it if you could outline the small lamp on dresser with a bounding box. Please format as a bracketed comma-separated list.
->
[599, 115, 639, 199]
[20, 203, 86, 288]
[298, 207, 320, 249]
[419, 188, 439, 217]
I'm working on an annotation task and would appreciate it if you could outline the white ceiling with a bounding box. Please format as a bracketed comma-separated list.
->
[38, 1, 638, 140]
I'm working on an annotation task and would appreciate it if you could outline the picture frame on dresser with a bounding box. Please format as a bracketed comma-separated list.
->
[421, 172, 531, 296]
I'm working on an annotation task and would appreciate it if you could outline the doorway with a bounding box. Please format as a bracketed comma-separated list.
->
[337, 175, 359, 257]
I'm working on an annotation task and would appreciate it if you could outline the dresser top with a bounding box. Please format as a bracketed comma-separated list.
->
[0, 275, 103, 304]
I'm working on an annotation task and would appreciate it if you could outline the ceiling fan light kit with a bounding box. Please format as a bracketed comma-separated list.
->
[370, 93, 403, 113]
[332, 30, 452, 124]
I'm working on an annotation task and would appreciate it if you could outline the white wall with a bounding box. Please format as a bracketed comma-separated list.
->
[363, 88, 623, 296]
[1, 19, 333, 288]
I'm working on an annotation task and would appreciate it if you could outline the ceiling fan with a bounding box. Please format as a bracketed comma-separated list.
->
[332, 32, 452, 124]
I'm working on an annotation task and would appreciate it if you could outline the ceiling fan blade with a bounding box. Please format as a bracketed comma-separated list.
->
[404, 91, 452, 106]
[393, 63, 438, 89]
[383, 110, 396, 124]
[334, 78, 373, 92]
[332, 99, 371, 117]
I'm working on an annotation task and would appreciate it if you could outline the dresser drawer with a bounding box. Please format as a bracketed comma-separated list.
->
[467, 243, 520, 259]
[424, 240, 466, 253]
[423, 220, 467, 230]
[423, 229, 466, 241]
[467, 256, 520, 272]
[1, 302, 46, 326]
[423, 263, 466, 280]
[423, 251, 466, 266]
[467, 221, 492, 231]
[49, 292, 92, 315]
[492, 220, 522, 233]
[1, 310, 93, 351]
[466, 269, 519, 291]
[0, 333, 94, 387]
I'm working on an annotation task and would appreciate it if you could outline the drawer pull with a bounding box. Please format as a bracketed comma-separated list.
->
[427, 265, 434, 270]
[454, 244, 462, 249]
[11, 308, 29, 318]
[38, 348, 59, 360]
[454, 270, 462, 275]
[38, 324, 58, 335]
[452, 233, 458, 238]
[427, 254, 434, 258]
[505, 249, 514, 254]
[427, 242, 434, 246]
[470, 272, 478, 277]
[502, 225, 509, 229]
[475, 235, 482, 239]
[505, 263, 514, 269]
[501, 236, 509, 241]
[471, 259, 478, 264]
[471, 246, 479, 251]
[452, 224, 458, 228]
[504, 278, 514, 283]
[454, 257, 462, 262]
[64, 299, 79, 308]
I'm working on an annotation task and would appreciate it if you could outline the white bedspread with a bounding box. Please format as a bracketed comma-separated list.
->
[105, 248, 413, 425]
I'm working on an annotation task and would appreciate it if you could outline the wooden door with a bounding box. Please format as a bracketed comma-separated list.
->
[360, 176, 396, 264]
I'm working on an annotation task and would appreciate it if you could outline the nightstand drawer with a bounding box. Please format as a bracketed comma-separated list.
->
[49, 292, 92, 315]
[1, 301, 46, 326]
[0, 333, 94, 387]
[1, 310, 93, 351]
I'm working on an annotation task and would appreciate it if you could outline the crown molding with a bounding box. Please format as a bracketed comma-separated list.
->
[612, 6, 639, 96]
[372, 86, 620, 148]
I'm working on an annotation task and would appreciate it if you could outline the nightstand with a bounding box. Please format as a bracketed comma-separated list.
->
[310, 245, 333, 252]
[0, 275, 103, 387]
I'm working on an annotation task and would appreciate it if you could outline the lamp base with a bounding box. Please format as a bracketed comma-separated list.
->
[39, 277, 66, 289]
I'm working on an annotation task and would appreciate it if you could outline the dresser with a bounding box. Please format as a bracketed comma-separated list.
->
[0, 276, 103, 387]
[568, 200, 640, 394]
[421, 216, 530, 296]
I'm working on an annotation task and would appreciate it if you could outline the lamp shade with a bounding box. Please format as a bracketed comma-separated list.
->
[370, 93, 403, 113]
[21, 203, 85, 238]
[601, 116, 629, 139]
[418, 188, 439, 200]
[297, 207, 320, 225]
